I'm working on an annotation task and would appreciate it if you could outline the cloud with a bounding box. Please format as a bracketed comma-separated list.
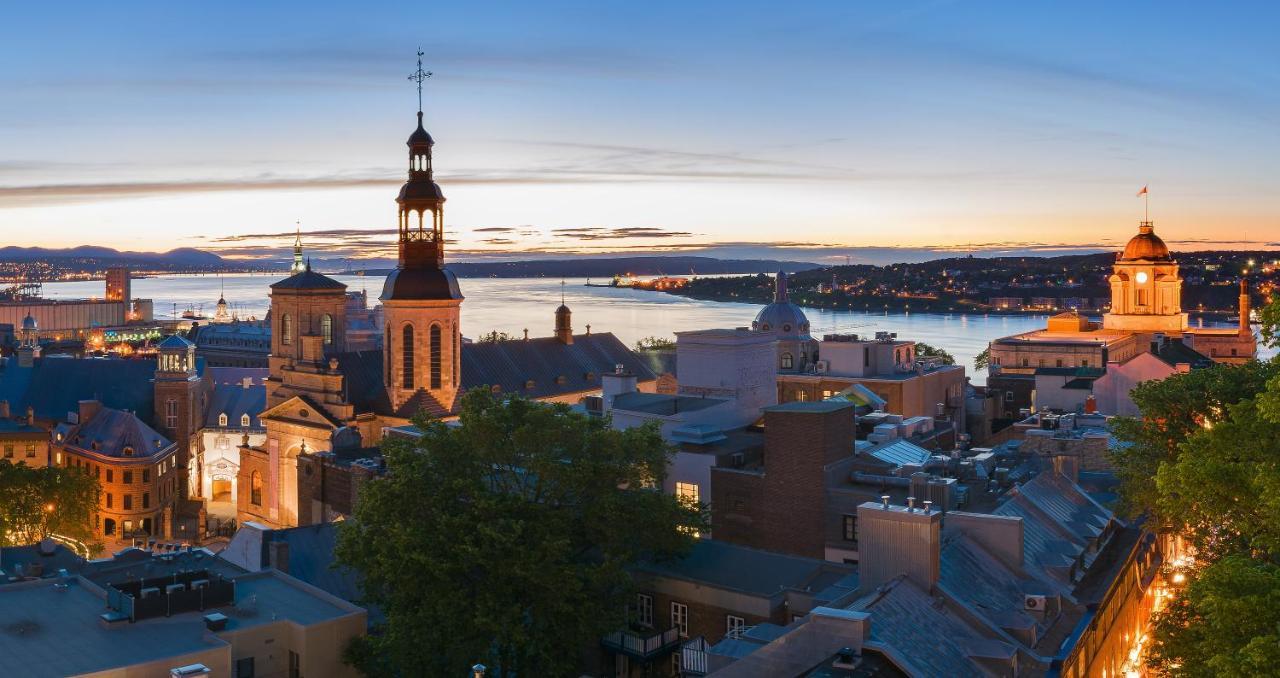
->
[550, 226, 694, 240]
[472, 226, 518, 233]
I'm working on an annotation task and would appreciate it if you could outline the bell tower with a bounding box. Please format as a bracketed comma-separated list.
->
[154, 334, 201, 499]
[381, 52, 464, 417]
[1103, 221, 1187, 332]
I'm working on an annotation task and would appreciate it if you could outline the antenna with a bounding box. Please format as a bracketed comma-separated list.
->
[408, 48, 433, 113]
[560, 279, 566, 305]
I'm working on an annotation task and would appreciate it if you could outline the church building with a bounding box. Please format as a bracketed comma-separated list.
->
[237, 92, 655, 529]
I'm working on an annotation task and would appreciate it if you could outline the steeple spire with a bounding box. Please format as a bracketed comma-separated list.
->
[408, 48, 432, 115]
[291, 221, 305, 274]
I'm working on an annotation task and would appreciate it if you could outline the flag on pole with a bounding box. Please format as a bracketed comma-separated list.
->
[1136, 185, 1148, 197]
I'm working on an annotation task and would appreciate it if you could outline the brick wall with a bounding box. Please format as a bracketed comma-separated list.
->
[709, 468, 766, 549]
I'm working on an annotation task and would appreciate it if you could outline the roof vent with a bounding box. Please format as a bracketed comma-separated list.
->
[833, 647, 861, 670]
[170, 664, 212, 677]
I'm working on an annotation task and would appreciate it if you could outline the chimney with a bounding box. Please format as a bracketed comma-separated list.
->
[601, 364, 637, 412]
[78, 400, 102, 425]
[0, 400, 8, 419]
[856, 499, 942, 593]
[267, 540, 290, 572]
[242, 376, 252, 389]
[1240, 277, 1252, 337]
[1084, 394, 1098, 414]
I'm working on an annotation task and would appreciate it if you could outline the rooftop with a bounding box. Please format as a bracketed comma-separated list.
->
[635, 540, 856, 599]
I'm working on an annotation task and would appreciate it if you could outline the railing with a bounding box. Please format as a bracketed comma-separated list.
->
[601, 627, 682, 659]
[681, 638, 710, 675]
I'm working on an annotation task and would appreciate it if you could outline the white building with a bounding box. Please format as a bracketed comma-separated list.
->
[199, 369, 267, 519]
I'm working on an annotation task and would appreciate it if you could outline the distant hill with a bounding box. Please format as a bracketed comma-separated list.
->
[0, 245, 228, 269]
[349, 256, 821, 278]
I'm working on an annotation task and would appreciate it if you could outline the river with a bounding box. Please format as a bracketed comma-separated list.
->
[40, 273, 1268, 385]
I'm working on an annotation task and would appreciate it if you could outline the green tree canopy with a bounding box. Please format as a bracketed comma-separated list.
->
[634, 335, 675, 352]
[973, 346, 990, 371]
[1148, 555, 1280, 676]
[335, 390, 703, 676]
[0, 462, 101, 548]
[477, 330, 515, 343]
[914, 342, 956, 365]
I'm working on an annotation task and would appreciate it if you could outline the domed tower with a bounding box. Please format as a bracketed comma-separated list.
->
[1102, 221, 1187, 332]
[752, 271, 818, 372]
[555, 304, 573, 345]
[154, 334, 201, 498]
[381, 56, 464, 416]
[17, 313, 40, 367]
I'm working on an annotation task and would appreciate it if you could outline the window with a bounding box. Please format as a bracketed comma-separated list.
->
[671, 602, 689, 638]
[321, 314, 334, 345]
[241, 413, 251, 427]
[142, 493, 150, 509]
[795, 390, 807, 402]
[727, 615, 746, 637]
[671, 653, 681, 675]
[289, 651, 300, 678]
[217, 435, 229, 450]
[166, 399, 178, 430]
[123, 471, 133, 484]
[675, 482, 699, 507]
[430, 324, 442, 389]
[281, 314, 292, 346]
[843, 514, 857, 542]
[123, 494, 132, 510]
[250, 471, 263, 506]
[385, 326, 392, 383]
[1021, 358, 1029, 367]
[106, 493, 113, 509]
[142, 469, 150, 483]
[1005, 392, 1014, 402]
[1081, 360, 1089, 367]
[1056, 359, 1064, 368]
[23, 443, 38, 458]
[402, 324, 415, 389]
[106, 469, 113, 483]
[637, 593, 654, 627]
[236, 657, 255, 678]
[2, 445, 11, 458]
[218, 412, 228, 427]
[781, 352, 794, 369]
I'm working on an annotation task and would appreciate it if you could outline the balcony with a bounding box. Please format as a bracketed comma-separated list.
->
[601, 627, 682, 660]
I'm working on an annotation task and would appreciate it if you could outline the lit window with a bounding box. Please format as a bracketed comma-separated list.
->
[241, 414, 251, 427]
[671, 602, 689, 638]
[281, 314, 292, 346]
[781, 353, 794, 369]
[843, 515, 857, 542]
[251, 471, 263, 506]
[166, 399, 178, 430]
[675, 482, 699, 507]
[321, 314, 334, 345]
[218, 413, 228, 427]
[636, 594, 653, 628]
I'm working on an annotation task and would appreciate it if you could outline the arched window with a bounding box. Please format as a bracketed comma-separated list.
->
[321, 314, 334, 345]
[781, 353, 794, 370]
[453, 327, 459, 386]
[281, 314, 292, 346]
[218, 413, 228, 427]
[800, 351, 808, 368]
[241, 413, 251, 427]
[430, 324, 442, 389]
[250, 471, 263, 506]
[402, 324, 415, 390]
[385, 325, 392, 383]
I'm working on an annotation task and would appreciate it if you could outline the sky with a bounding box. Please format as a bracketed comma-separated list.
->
[2, 1, 1278, 266]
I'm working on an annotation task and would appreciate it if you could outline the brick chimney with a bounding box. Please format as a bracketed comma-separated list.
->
[0, 400, 8, 419]
[856, 498, 942, 592]
[78, 400, 102, 425]
[759, 401, 856, 558]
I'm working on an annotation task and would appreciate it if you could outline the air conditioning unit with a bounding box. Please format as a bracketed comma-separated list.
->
[1024, 594, 1047, 612]
[730, 452, 745, 468]
[815, 360, 829, 374]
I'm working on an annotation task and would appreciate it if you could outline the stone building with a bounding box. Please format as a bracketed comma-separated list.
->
[751, 271, 818, 373]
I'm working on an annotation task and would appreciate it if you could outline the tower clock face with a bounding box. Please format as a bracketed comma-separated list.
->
[1136, 272, 1149, 284]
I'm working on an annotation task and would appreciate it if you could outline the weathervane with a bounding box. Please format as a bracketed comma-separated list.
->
[408, 48, 432, 113]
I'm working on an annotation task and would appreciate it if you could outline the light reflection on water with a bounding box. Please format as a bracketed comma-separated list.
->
[41, 274, 1267, 385]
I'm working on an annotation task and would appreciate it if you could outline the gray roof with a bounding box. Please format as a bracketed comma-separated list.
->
[205, 382, 266, 429]
[994, 472, 1114, 588]
[635, 540, 856, 598]
[270, 268, 347, 290]
[66, 408, 172, 459]
[611, 392, 725, 416]
[939, 534, 1049, 638]
[851, 577, 1016, 677]
[204, 366, 268, 386]
[157, 334, 193, 350]
[865, 439, 932, 467]
[0, 358, 160, 425]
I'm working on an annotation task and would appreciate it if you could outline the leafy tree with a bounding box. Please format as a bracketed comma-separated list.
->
[0, 462, 101, 548]
[335, 390, 703, 676]
[1261, 291, 1280, 349]
[1109, 359, 1280, 521]
[1148, 555, 1280, 676]
[634, 335, 675, 352]
[973, 346, 990, 371]
[914, 342, 955, 365]
[477, 330, 515, 343]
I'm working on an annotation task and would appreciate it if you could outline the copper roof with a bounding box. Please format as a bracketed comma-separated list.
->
[1119, 222, 1172, 261]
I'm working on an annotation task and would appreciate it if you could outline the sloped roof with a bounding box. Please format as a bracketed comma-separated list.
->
[0, 358, 159, 425]
[157, 334, 193, 349]
[851, 577, 1015, 677]
[993, 472, 1114, 588]
[205, 382, 266, 429]
[939, 534, 1049, 638]
[1155, 339, 1213, 369]
[866, 439, 932, 467]
[67, 407, 172, 459]
[635, 540, 856, 598]
[270, 268, 347, 290]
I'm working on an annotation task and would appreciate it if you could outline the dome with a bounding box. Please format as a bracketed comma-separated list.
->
[555, 304, 571, 315]
[751, 271, 812, 338]
[397, 179, 446, 203]
[380, 266, 464, 302]
[21, 313, 36, 331]
[1120, 222, 1171, 261]
[407, 111, 434, 147]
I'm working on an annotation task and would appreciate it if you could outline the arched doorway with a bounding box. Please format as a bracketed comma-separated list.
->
[103, 518, 116, 536]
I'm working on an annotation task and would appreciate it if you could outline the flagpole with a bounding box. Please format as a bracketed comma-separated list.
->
[1145, 187, 1149, 222]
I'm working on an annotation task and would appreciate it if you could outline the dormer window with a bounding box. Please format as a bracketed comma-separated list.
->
[218, 413, 228, 427]
[122, 446, 134, 456]
[525, 380, 536, 390]
[241, 414, 251, 427]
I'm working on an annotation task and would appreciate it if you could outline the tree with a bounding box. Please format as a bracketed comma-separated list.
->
[1148, 555, 1280, 676]
[477, 330, 515, 343]
[1109, 359, 1280, 521]
[634, 335, 675, 352]
[335, 389, 703, 676]
[914, 342, 955, 365]
[1261, 291, 1280, 349]
[973, 346, 990, 371]
[0, 462, 101, 548]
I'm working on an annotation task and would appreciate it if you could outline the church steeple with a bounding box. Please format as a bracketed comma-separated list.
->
[291, 222, 305, 274]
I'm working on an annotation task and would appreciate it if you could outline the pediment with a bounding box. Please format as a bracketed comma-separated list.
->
[258, 395, 344, 429]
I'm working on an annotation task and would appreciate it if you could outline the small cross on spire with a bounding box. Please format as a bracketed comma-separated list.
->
[408, 48, 432, 113]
